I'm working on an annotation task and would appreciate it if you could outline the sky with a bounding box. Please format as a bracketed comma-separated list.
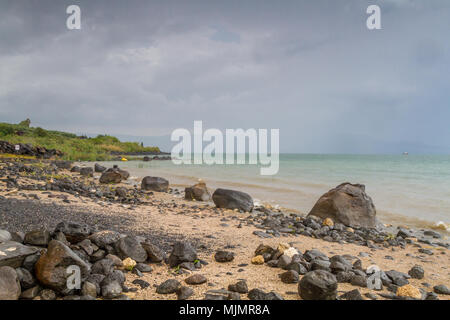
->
[0, 0, 449, 153]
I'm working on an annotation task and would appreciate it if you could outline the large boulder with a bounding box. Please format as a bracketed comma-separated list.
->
[141, 176, 169, 192]
[298, 270, 338, 300]
[0, 266, 21, 300]
[89, 230, 124, 248]
[307, 183, 377, 228]
[185, 182, 211, 201]
[212, 188, 254, 212]
[35, 240, 91, 294]
[0, 241, 38, 268]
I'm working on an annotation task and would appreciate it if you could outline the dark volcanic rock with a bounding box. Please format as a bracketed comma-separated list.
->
[141, 242, 165, 263]
[0, 241, 38, 268]
[80, 167, 94, 177]
[307, 183, 377, 228]
[408, 265, 424, 280]
[214, 250, 235, 263]
[280, 270, 299, 283]
[99, 170, 122, 184]
[115, 236, 148, 263]
[212, 188, 254, 212]
[24, 229, 51, 246]
[185, 274, 207, 285]
[141, 176, 169, 192]
[168, 242, 198, 267]
[54, 221, 92, 243]
[94, 163, 107, 173]
[157, 279, 181, 294]
[434, 284, 450, 295]
[228, 280, 248, 294]
[298, 270, 338, 300]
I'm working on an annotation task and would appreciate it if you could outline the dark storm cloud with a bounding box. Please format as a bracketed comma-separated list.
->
[0, 0, 449, 153]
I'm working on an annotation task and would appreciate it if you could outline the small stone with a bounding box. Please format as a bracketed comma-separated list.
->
[157, 279, 181, 294]
[298, 270, 337, 300]
[132, 279, 150, 289]
[122, 257, 137, 271]
[185, 274, 207, 285]
[408, 265, 424, 279]
[40, 289, 57, 300]
[339, 289, 364, 300]
[280, 270, 299, 284]
[81, 281, 97, 298]
[176, 286, 194, 300]
[214, 250, 235, 263]
[101, 280, 122, 299]
[323, 218, 334, 227]
[228, 280, 248, 294]
[434, 284, 450, 295]
[135, 263, 152, 273]
[251, 255, 265, 265]
[0, 266, 21, 300]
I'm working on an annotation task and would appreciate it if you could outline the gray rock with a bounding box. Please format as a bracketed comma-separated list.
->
[214, 250, 235, 263]
[212, 188, 254, 212]
[298, 270, 338, 300]
[141, 242, 165, 263]
[168, 242, 198, 267]
[102, 280, 122, 299]
[185, 274, 207, 285]
[0, 241, 38, 268]
[0, 266, 21, 300]
[24, 229, 51, 246]
[115, 236, 147, 262]
[20, 285, 41, 299]
[339, 289, 364, 300]
[156, 279, 181, 294]
[141, 176, 169, 192]
[177, 286, 194, 300]
[0, 230, 11, 243]
[434, 284, 450, 295]
[280, 270, 299, 283]
[307, 183, 377, 228]
[228, 280, 248, 294]
[408, 265, 424, 279]
[81, 281, 97, 298]
[15, 267, 35, 289]
[55, 222, 92, 243]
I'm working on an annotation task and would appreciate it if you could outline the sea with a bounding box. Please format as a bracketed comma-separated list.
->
[94, 154, 450, 233]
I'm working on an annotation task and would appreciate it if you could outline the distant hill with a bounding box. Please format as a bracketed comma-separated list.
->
[0, 120, 160, 161]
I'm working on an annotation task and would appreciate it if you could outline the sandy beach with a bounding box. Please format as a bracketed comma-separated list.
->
[1, 158, 449, 300]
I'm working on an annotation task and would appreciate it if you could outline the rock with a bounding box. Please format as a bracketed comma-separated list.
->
[280, 270, 299, 283]
[0, 266, 21, 300]
[385, 270, 410, 286]
[350, 274, 367, 287]
[0, 241, 38, 268]
[115, 187, 127, 198]
[135, 263, 152, 273]
[168, 242, 198, 267]
[81, 281, 97, 298]
[283, 247, 299, 258]
[298, 270, 338, 300]
[251, 255, 265, 265]
[185, 182, 211, 201]
[80, 167, 94, 177]
[307, 183, 377, 228]
[434, 284, 450, 295]
[24, 229, 51, 246]
[277, 255, 292, 269]
[39, 289, 56, 300]
[54, 221, 92, 243]
[228, 280, 248, 294]
[141, 242, 165, 263]
[247, 288, 282, 300]
[340, 289, 364, 300]
[214, 250, 235, 263]
[141, 176, 169, 192]
[177, 286, 194, 300]
[0, 230, 11, 243]
[20, 286, 41, 299]
[408, 265, 424, 279]
[115, 236, 147, 263]
[143, 156, 151, 162]
[94, 163, 107, 173]
[15, 267, 35, 289]
[89, 230, 123, 248]
[212, 188, 254, 212]
[99, 170, 122, 184]
[426, 292, 439, 300]
[185, 274, 207, 285]
[101, 280, 122, 299]
[365, 292, 378, 300]
[397, 284, 422, 299]
[304, 249, 328, 262]
[323, 218, 334, 227]
[122, 257, 137, 271]
[35, 240, 91, 294]
[205, 289, 240, 300]
[132, 279, 150, 289]
[91, 259, 115, 275]
[254, 244, 275, 256]
[286, 262, 308, 275]
[105, 254, 123, 267]
[156, 279, 181, 294]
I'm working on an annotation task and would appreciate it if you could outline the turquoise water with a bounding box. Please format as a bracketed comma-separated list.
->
[96, 154, 450, 230]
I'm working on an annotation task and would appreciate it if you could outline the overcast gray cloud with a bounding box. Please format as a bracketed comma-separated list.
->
[0, 0, 449, 153]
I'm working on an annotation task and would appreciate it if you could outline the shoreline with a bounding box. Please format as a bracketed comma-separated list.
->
[1, 158, 449, 300]
[86, 160, 450, 236]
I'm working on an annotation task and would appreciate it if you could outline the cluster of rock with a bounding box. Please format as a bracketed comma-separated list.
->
[0, 221, 168, 300]
[250, 243, 445, 300]
[0, 140, 63, 159]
